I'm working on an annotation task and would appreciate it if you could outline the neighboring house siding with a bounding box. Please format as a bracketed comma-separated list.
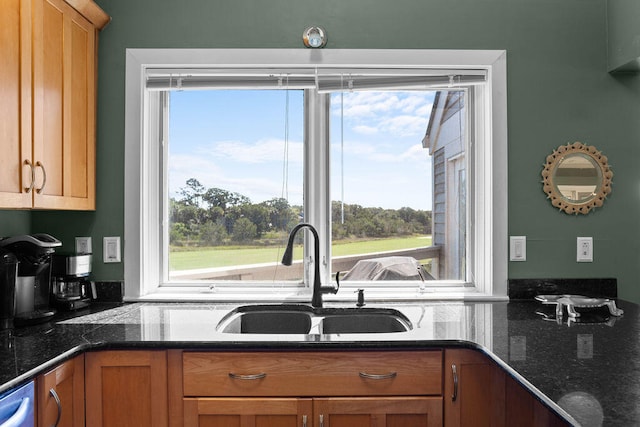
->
[432, 148, 446, 278]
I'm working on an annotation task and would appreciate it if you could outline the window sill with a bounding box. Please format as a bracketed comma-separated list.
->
[128, 285, 508, 303]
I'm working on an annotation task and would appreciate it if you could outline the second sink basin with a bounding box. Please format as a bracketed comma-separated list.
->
[216, 304, 412, 334]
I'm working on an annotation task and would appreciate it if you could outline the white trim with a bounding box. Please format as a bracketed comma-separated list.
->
[124, 49, 508, 301]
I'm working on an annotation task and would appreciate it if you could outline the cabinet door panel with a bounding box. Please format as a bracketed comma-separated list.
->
[0, 0, 32, 207]
[184, 397, 312, 427]
[86, 350, 169, 427]
[38, 354, 85, 427]
[314, 397, 442, 427]
[32, 0, 96, 210]
[443, 349, 505, 427]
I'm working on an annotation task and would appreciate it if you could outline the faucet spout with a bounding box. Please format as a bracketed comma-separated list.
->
[282, 223, 338, 308]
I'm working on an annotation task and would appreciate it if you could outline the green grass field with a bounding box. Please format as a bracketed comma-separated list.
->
[169, 235, 432, 271]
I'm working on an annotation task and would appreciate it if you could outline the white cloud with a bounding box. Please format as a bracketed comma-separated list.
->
[352, 125, 378, 135]
[332, 92, 434, 138]
[202, 138, 303, 164]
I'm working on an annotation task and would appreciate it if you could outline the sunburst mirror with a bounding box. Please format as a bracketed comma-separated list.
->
[541, 142, 613, 215]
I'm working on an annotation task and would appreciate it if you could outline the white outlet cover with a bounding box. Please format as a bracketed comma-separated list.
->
[577, 237, 593, 262]
[75, 237, 92, 254]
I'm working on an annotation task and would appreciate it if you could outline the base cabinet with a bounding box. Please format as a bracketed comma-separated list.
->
[85, 350, 169, 427]
[184, 398, 312, 427]
[37, 354, 85, 427]
[444, 349, 570, 427]
[184, 396, 442, 427]
[78, 348, 570, 427]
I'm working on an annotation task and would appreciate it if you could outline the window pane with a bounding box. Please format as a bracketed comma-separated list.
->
[167, 90, 304, 282]
[329, 90, 466, 283]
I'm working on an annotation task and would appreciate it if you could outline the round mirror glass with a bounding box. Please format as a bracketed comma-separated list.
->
[554, 153, 602, 204]
[542, 142, 612, 215]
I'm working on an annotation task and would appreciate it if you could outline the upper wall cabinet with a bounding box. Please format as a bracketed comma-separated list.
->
[0, 0, 109, 210]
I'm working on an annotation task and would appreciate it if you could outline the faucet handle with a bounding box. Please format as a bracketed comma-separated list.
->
[355, 289, 365, 307]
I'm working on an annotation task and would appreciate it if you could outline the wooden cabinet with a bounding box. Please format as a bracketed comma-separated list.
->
[37, 354, 85, 427]
[444, 349, 569, 427]
[85, 350, 169, 427]
[0, 0, 108, 210]
[184, 397, 442, 427]
[0, 0, 33, 208]
[82, 348, 569, 427]
[443, 348, 505, 426]
[504, 375, 568, 427]
[179, 350, 443, 427]
[314, 397, 442, 427]
[184, 398, 312, 426]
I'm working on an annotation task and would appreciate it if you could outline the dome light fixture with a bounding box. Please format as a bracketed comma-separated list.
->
[303, 26, 327, 48]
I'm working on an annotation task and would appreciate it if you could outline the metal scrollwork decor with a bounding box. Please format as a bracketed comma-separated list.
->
[541, 142, 613, 215]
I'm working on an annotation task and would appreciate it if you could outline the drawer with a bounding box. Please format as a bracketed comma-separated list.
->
[183, 350, 442, 397]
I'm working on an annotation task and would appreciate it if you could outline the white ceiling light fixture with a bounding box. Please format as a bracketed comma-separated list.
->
[302, 26, 327, 48]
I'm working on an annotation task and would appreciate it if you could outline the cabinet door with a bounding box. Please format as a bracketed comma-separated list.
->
[443, 349, 506, 427]
[0, 0, 33, 207]
[314, 397, 442, 427]
[184, 397, 313, 427]
[37, 354, 85, 427]
[505, 375, 568, 427]
[85, 350, 169, 427]
[32, 0, 96, 210]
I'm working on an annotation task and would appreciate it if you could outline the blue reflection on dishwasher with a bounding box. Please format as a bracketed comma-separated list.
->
[0, 381, 34, 427]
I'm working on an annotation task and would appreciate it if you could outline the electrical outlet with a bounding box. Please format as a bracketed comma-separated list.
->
[103, 236, 121, 263]
[577, 237, 593, 262]
[75, 237, 92, 254]
[509, 236, 526, 261]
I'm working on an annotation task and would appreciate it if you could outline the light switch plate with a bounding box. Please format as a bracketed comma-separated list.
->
[103, 236, 121, 263]
[509, 236, 526, 261]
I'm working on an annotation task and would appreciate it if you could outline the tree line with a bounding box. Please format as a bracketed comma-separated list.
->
[170, 178, 432, 246]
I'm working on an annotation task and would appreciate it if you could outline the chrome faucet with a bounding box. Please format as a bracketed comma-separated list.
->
[281, 223, 338, 308]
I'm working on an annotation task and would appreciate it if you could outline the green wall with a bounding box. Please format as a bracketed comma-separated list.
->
[607, 0, 640, 71]
[5, 0, 640, 301]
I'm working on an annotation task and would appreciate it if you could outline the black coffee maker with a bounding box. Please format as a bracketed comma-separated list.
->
[0, 248, 19, 330]
[0, 234, 61, 326]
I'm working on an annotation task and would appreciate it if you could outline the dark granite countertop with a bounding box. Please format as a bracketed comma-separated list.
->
[1, 299, 636, 426]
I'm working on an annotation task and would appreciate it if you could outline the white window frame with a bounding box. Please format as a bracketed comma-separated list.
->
[124, 49, 508, 301]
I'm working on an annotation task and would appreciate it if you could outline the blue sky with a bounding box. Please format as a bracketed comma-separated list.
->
[168, 89, 435, 210]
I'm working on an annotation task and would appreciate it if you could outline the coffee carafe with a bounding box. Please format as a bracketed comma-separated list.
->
[0, 234, 61, 325]
[51, 254, 93, 311]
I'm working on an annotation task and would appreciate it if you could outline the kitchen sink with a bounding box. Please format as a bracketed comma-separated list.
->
[216, 304, 412, 334]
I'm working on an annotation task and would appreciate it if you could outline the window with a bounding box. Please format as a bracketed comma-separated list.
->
[125, 49, 507, 300]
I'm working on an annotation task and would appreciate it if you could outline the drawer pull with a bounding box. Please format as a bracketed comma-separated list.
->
[23, 160, 35, 193]
[302, 415, 307, 427]
[359, 371, 397, 380]
[49, 388, 62, 427]
[35, 161, 47, 194]
[451, 364, 458, 401]
[228, 372, 267, 380]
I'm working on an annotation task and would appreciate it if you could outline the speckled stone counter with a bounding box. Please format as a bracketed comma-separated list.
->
[0, 299, 636, 426]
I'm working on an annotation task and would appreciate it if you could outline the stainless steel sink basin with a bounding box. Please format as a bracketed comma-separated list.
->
[216, 304, 412, 334]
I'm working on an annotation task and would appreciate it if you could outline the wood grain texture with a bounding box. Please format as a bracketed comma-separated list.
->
[85, 350, 169, 427]
[37, 354, 85, 427]
[183, 351, 442, 397]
